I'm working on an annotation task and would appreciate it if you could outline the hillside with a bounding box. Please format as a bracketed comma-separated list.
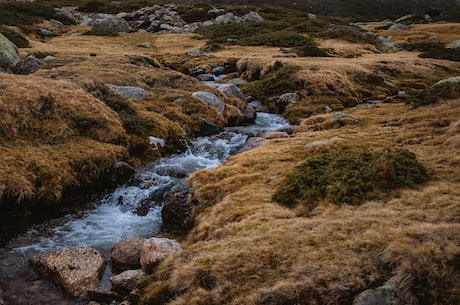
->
[0, 1, 459, 305]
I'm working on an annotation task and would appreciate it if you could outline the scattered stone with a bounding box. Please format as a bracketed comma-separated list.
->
[191, 91, 225, 113]
[197, 73, 215, 81]
[325, 106, 333, 113]
[110, 269, 147, 293]
[389, 23, 409, 30]
[332, 112, 352, 119]
[219, 84, 246, 101]
[16, 54, 45, 74]
[0, 33, 20, 72]
[215, 12, 238, 24]
[44, 55, 57, 61]
[280, 93, 300, 104]
[107, 84, 149, 101]
[353, 276, 416, 305]
[148, 136, 166, 150]
[50, 19, 64, 28]
[139, 42, 153, 48]
[263, 131, 289, 139]
[111, 237, 146, 272]
[140, 237, 182, 271]
[448, 39, 460, 49]
[227, 78, 247, 85]
[211, 66, 225, 76]
[308, 13, 317, 19]
[186, 49, 209, 57]
[29, 247, 106, 297]
[38, 28, 54, 37]
[92, 17, 131, 33]
[377, 35, 398, 49]
[376, 126, 400, 131]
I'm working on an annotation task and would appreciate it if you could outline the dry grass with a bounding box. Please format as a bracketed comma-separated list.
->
[143, 97, 460, 304]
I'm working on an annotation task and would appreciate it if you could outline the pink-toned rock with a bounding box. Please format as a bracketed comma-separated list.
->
[111, 237, 146, 271]
[140, 237, 182, 271]
[262, 131, 289, 139]
[29, 247, 106, 297]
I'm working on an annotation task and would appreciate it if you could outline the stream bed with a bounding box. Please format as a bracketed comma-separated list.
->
[0, 112, 290, 305]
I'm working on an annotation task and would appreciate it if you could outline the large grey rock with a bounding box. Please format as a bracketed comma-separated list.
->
[248, 101, 269, 113]
[29, 247, 106, 297]
[107, 84, 149, 101]
[161, 183, 194, 234]
[448, 39, 460, 49]
[280, 92, 300, 104]
[191, 91, 225, 113]
[110, 269, 147, 293]
[16, 54, 45, 74]
[198, 117, 220, 136]
[111, 237, 146, 271]
[0, 33, 20, 72]
[241, 106, 256, 125]
[92, 17, 131, 33]
[140, 237, 182, 271]
[219, 84, 246, 102]
[215, 12, 239, 24]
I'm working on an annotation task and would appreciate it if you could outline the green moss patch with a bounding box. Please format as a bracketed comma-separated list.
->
[272, 147, 428, 209]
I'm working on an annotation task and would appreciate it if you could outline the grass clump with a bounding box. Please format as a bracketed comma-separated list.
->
[272, 147, 428, 209]
[0, 26, 29, 48]
[240, 61, 302, 104]
[402, 41, 460, 62]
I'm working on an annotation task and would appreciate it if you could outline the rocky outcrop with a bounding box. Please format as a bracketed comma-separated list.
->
[91, 16, 131, 33]
[29, 247, 106, 297]
[111, 237, 146, 271]
[353, 277, 416, 305]
[107, 84, 149, 101]
[110, 269, 148, 293]
[16, 54, 45, 74]
[191, 91, 225, 113]
[140, 237, 182, 271]
[0, 33, 20, 72]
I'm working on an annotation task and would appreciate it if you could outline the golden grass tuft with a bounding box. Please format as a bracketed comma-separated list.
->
[143, 97, 460, 305]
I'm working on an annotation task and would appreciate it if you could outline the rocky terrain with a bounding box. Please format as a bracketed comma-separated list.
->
[0, 1, 459, 305]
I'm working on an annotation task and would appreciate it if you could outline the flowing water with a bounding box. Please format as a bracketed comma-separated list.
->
[0, 113, 290, 305]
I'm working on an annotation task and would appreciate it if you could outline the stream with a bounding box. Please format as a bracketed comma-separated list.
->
[0, 111, 290, 305]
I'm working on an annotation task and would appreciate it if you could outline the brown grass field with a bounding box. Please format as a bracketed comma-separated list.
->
[0, 12, 459, 304]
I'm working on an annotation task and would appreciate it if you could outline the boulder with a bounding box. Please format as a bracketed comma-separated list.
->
[110, 269, 147, 293]
[219, 84, 246, 101]
[111, 161, 135, 186]
[248, 101, 269, 113]
[237, 137, 267, 153]
[353, 276, 416, 305]
[280, 92, 300, 104]
[140, 237, 182, 271]
[211, 66, 225, 76]
[16, 54, 45, 74]
[186, 49, 209, 57]
[191, 91, 225, 113]
[215, 12, 239, 24]
[107, 84, 149, 101]
[241, 106, 257, 125]
[111, 237, 146, 271]
[436, 76, 460, 86]
[198, 117, 220, 136]
[29, 247, 106, 297]
[92, 17, 131, 33]
[161, 183, 194, 233]
[448, 39, 460, 49]
[0, 33, 20, 72]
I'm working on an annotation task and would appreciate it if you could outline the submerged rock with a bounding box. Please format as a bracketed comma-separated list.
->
[29, 247, 106, 297]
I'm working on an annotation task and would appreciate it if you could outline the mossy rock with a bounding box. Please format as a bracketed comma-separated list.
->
[272, 147, 428, 209]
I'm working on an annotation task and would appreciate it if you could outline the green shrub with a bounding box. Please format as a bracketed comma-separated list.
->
[0, 26, 29, 48]
[241, 62, 302, 103]
[272, 147, 428, 209]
